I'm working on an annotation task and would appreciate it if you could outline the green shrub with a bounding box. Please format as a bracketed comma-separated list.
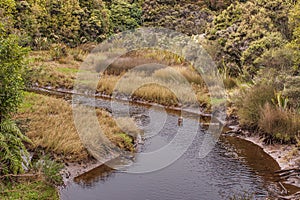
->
[288, 1, 300, 71]
[206, 0, 292, 77]
[236, 84, 275, 127]
[0, 119, 31, 176]
[0, 180, 59, 200]
[254, 46, 294, 72]
[78, 0, 111, 43]
[0, 28, 29, 120]
[109, 0, 142, 32]
[33, 156, 64, 185]
[0, 23, 31, 176]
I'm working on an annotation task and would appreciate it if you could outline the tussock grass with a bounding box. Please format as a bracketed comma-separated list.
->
[16, 92, 88, 161]
[16, 92, 138, 162]
[259, 103, 300, 143]
[105, 57, 155, 75]
[134, 84, 179, 106]
[131, 49, 187, 66]
[97, 67, 210, 107]
[95, 110, 140, 152]
[27, 50, 212, 108]
[97, 75, 119, 95]
[172, 66, 205, 86]
[236, 84, 275, 126]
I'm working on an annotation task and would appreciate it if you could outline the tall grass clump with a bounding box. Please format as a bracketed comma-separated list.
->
[16, 92, 138, 161]
[17, 92, 89, 162]
[236, 84, 275, 127]
[259, 103, 300, 144]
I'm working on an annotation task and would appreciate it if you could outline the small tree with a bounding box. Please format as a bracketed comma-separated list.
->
[0, 23, 30, 175]
[0, 25, 28, 122]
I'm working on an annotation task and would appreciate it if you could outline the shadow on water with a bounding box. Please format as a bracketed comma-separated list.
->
[221, 136, 300, 196]
[74, 164, 115, 187]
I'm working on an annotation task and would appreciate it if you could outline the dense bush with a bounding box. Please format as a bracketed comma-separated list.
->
[206, 0, 292, 76]
[0, 23, 30, 175]
[78, 0, 111, 43]
[109, 0, 142, 32]
[0, 25, 28, 121]
[142, 0, 213, 35]
[282, 76, 300, 108]
[287, 0, 300, 73]
[33, 156, 64, 185]
[0, 0, 143, 48]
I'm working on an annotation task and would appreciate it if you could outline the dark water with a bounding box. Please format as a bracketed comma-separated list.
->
[60, 96, 299, 200]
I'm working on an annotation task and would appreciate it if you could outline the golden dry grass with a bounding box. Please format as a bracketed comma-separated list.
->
[15, 92, 139, 162]
[96, 67, 210, 107]
[28, 50, 212, 108]
[259, 103, 300, 143]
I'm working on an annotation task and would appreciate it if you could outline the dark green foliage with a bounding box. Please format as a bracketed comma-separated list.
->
[0, 23, 31, 176]
[0, 0, 143, 48]
[109, 0, 142, 32]
[33, 156, 64, 185]
[287, 1, 300, 73]
[142, 0, 213, 35]
[254, 46, 295, 72]
[204, 0, 234, 11]
[0, 0, 16, 33]
[206, 0, 292, 76]
[0, 24, 28, 120]
[283, 76, 300, 108]
[0, 119, 31, 175]
[15, 0, 82, 48]
[78, 0, 111, 43]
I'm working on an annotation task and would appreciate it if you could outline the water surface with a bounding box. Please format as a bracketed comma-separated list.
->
[60, 96, 298, 200]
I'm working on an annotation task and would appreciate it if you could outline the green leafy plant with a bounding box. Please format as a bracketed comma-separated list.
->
[110, 0, 142, 32]
[0, 27, 29, 121]
[33, 156, 64, 185]
[0, 23, 31, 176]
[0, 119, 31, 176]
[272, 92, 289, 111]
